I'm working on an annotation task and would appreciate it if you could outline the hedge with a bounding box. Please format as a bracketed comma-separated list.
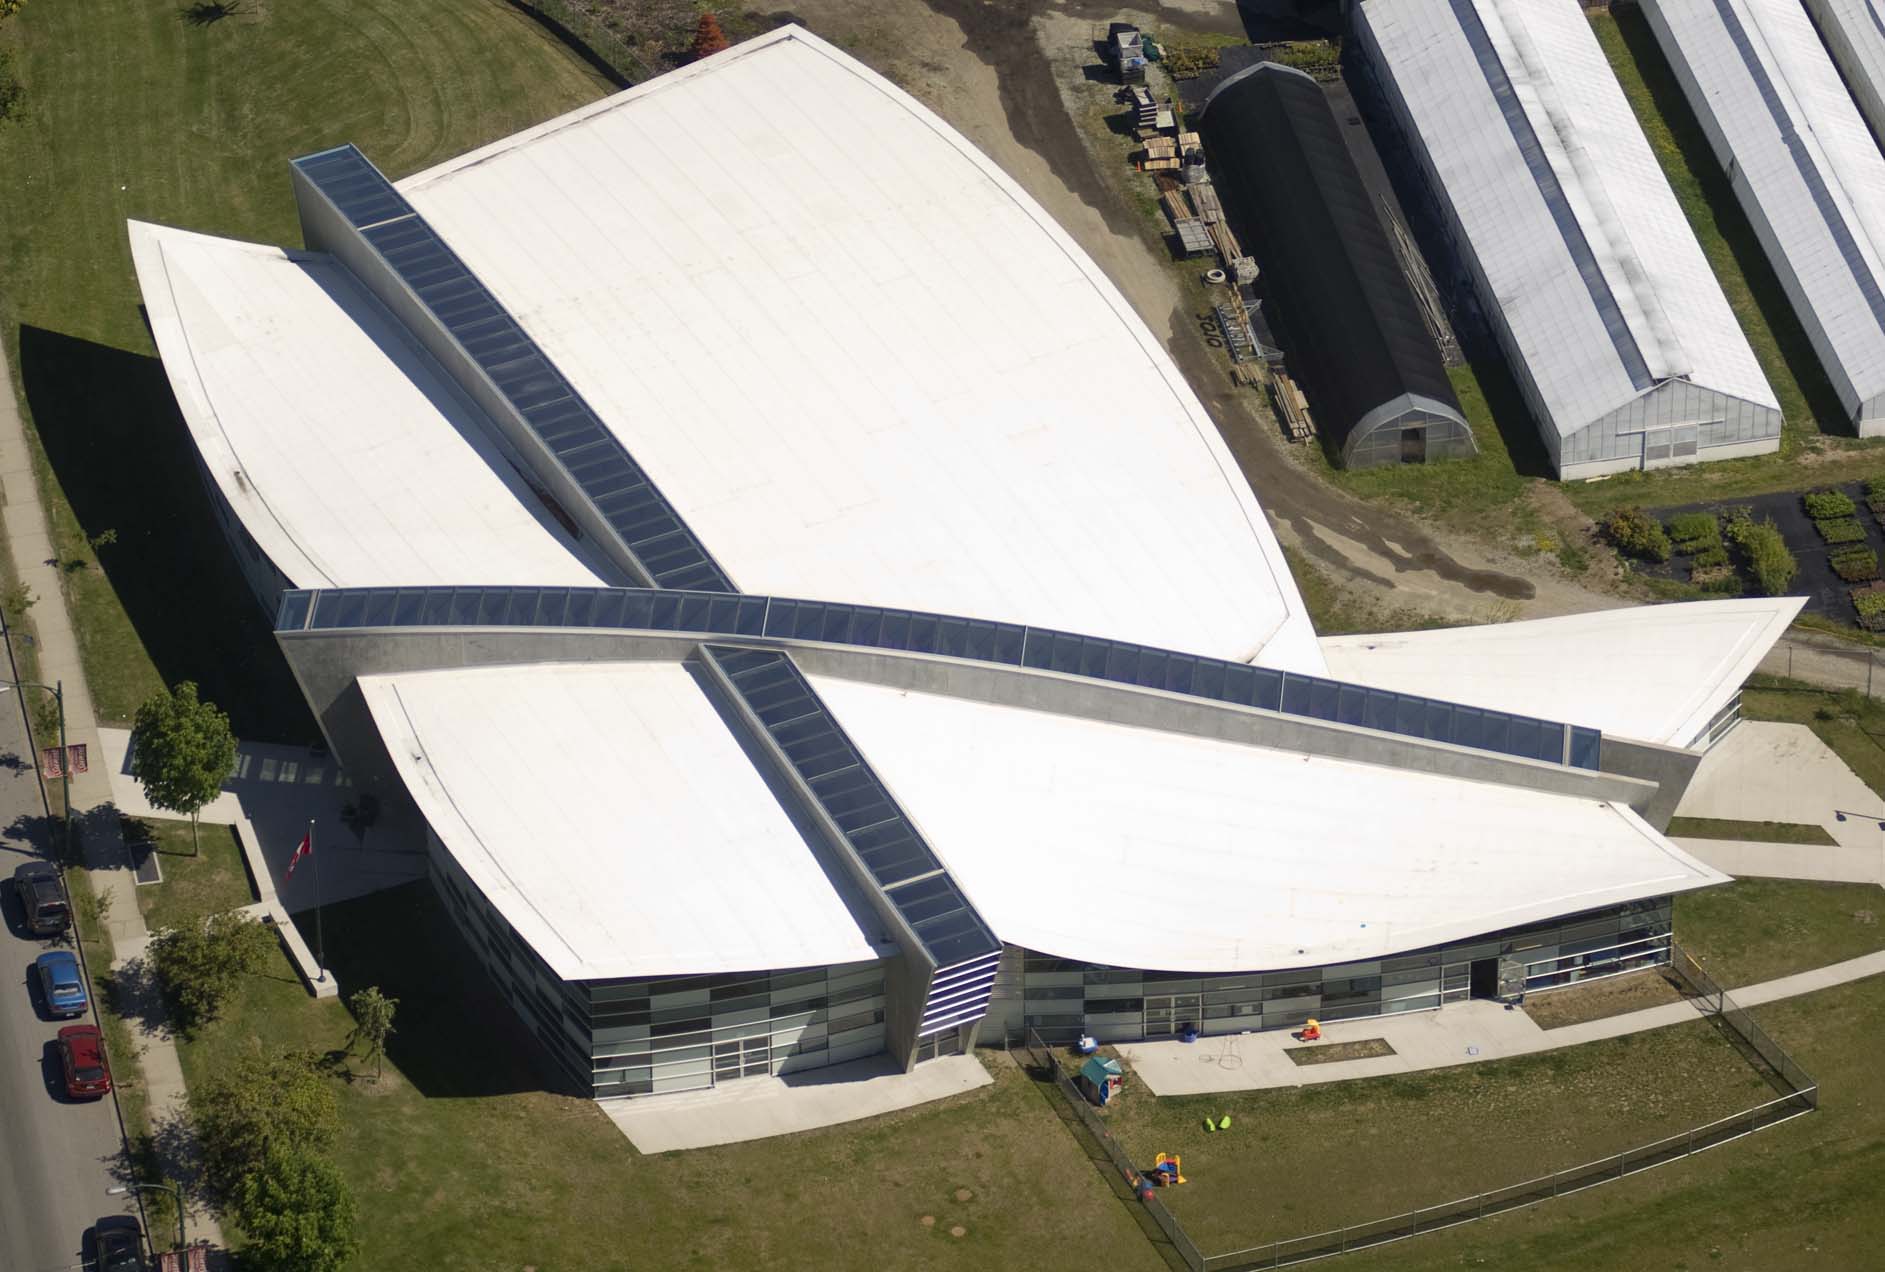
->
[1692, 545, 1730, 570]
[1602, 506, 1671, 562]
[1666, 511, 1721, 555]
[1868, 476, 1885, 503]
[1804, 489, 1857, 520]
[1817, 518, 1867, 545]
[1855, 588, 1885, 620]
[1727, 517, 1798, 596]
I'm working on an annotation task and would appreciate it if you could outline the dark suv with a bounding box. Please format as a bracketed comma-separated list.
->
[10, 861, 70, 938]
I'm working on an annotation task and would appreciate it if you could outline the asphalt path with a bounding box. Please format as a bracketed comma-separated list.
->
[0, 678, 137, 1272]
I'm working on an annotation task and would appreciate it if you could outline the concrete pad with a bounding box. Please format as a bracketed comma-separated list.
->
[1671, 836, 1884, 884]
[602, 1053, 992, 1153]
[1676, 723, 1883, 849]
[100, 727, 427, 912]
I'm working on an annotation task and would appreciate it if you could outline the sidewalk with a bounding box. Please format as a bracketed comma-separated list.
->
[0, 354, 225, 1245]
[1119, 950, 1885, 1096]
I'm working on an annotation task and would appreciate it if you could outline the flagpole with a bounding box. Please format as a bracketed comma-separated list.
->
[311, 818, 326, 983]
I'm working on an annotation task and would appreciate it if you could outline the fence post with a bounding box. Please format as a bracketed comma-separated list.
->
[1687, 1125, 1695, 1157]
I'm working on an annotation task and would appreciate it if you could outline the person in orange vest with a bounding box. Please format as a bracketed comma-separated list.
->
[1301, 1018, 1322, 1042]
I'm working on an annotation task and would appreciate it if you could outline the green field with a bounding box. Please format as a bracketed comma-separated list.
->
[1105, 1021, 1771, 1256]
[1342, 977, 1884, 1271]
[173, 884, 1156, 1270]
[0, 0, 608, 738]
[1677, 879, 1885, 989]
[1664, 817, 1838, 846]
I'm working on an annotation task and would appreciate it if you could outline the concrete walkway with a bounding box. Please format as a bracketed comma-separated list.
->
[603, 1053, 991, 1153]
[0, 354, 225, 1246]
[1119, 951, 1885, 1096]
[1677, 722, 1885, 855]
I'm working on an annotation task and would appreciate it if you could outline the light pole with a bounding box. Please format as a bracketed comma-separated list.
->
[0, 679, 71, 866]
[108, 1180, 186, 1254]
[1832, 809, 1885, 884]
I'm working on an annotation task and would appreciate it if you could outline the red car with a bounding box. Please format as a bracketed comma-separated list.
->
[56, 1024, 111, 1099]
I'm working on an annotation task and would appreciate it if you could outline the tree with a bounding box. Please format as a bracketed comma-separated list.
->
[233, 1144, 359, 1272]
[147, 909, 274, 1033]
[129, 682, 236, 856]
[344, 986, 398, 1081]
[192, 1047, 340, 1188]
[690, 11, 728, 60]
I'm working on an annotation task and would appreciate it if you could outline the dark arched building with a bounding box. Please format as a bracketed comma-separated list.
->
[1198, 62, 1475, 467]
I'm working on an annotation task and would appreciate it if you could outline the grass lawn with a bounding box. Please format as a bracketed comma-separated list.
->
[1103, 1021, 1770, 1255]
[169, 882, 1155, 1270]
[1340, 975, 1885, 1271]
[1664, 817, 1838, 846]
[124, 816, 253, 933]
[1677, 880, 1885, 989]
[0, 0, 609, 739]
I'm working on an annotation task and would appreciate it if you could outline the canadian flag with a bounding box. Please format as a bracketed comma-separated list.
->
[284, 830, 312, 883]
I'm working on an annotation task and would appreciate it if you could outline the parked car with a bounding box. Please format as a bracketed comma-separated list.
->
[10, 861, 70, 938]
[89, 1215, 147, 1272]
[56, 1023, 110, 1099]
[33, 949, 86, 1018]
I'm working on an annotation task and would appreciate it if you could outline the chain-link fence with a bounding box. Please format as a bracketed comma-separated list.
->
[1021, 1029, 1208, 1271]
[1762, 631, 1885, 698]
[513, 0, 652, 84]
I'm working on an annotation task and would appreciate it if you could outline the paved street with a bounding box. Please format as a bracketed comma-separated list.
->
[0, 679, 138, 1271]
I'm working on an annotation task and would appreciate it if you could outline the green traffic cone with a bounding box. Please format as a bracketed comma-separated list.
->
[1219, 1115, 1232, 1131]
[1202, 1116, 1215, 1132]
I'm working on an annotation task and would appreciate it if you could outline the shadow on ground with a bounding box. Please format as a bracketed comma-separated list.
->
[288, 881, 545, 1099]
[16, 326, 315, 742]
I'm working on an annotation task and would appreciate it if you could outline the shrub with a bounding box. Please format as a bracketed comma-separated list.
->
[1667, 512, 1720, 553]
[1855, 589, 1885, 621]
[1832, 547, 1881, 582]
[1867, 477, 1885, 503]
[1692, 545, 1730, 570]
[1817, 518, 1866, 545]
[1727, 517, 1798, 596]
[1696, 570, 1742, 594]
[147, 910, 275, 1034]
[1805, 489, 1858, 520]
[234, 1145, 359, 1272]
[1601, 506, 1671, 562]
[193, 1048, 340, 1189]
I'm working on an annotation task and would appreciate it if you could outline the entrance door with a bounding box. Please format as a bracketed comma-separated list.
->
[913, 1031, 960, 1064]
[712, 1036, 770, 1083]
[1400, 427, 1426, 464]
[1143, 993, 1202, 1038]
[1469, 957, 1499, 999]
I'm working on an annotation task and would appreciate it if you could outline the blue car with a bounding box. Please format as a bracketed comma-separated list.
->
[34, 950, 86, 1019]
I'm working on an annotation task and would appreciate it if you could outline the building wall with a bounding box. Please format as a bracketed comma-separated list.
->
[192, 447, 294, 618]
[428, 823, 895, 1098]
[584, 961, 890, 1098]
[985, 898, 1674, 1045]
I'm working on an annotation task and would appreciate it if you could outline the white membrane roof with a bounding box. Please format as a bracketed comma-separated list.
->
[360, 662, 882, 980]
[811, 674, 1724, 972]
[129, 221, 607, 592]
[1643, 0, 1885, 415]
[1319, 597, 1803, 748]
[396, 26, 1324, 675]
[1361, 0, 1776, 436]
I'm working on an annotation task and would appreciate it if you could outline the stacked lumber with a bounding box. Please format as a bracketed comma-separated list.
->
[1190, 183, 1223, 224]
[1272, 371, 1316, 442]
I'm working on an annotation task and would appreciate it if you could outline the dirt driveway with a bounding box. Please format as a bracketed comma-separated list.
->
[789, 0, 1620, 626]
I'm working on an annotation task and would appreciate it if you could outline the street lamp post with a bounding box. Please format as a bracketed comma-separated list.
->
[107, 1180, 186, 1255]
[1832, 809, 1885, 884]
[0, 679, 71, 866]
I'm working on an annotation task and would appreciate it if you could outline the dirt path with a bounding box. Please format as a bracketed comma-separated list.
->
[793, 0, 1623, 627]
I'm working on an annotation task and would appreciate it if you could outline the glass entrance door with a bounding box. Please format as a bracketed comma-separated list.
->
[712, 1036, 771, 1083]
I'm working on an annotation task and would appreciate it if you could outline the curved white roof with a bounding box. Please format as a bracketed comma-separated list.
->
[1359, 0, 1777, 436]
[1643, 0, 1885, 420]
[1319, 597, 1803, 748]
[395, 26, 1323, 674]
[811, 674, 1723, 972]
[129, 221, 608, 592]
[360, 662, 883, 980]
